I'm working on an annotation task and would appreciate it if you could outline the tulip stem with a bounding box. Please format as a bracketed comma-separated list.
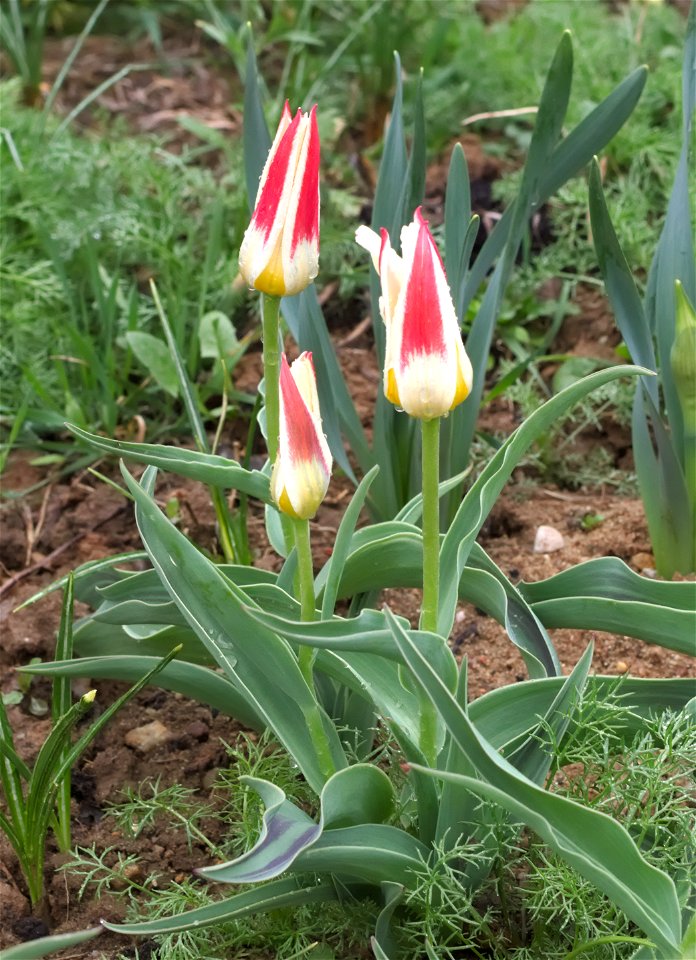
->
[418, 416, 441, 766]
[261, 293, 282, 463]
[294, 518, 335, 781]
[294, 518, 317, 686]
[420, 417, 441, 634]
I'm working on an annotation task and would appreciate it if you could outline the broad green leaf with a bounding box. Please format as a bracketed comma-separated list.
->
[470, 676, 695, 752]
[294, 823, 429, 887]
[242, 31, 271, 210]
[246, 606, 456, 690]
[97, 564, 276, 604]
[24, 655, 263, 731]
[519, 556, 696, 653]
[0, 928, 102, 960]
[444, 143, 472, 308]
[199, 310, 238, 360]
[103, 877, 338, 936]
[68, 424, 270, 501]
[121, 464, 346, 791]
[387, 609, 682, 956]
[199, 765, 395, 884]
[198, 776, 320, 884]
[439, 365, 650, 636]
[633, 386, 693, 577]
[126, 331, 178, 397]
[373, 882, 405, 960]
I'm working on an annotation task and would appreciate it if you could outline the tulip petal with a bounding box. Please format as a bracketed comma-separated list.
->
[272, 354, 331, 519]
[240, 105, 320, 297]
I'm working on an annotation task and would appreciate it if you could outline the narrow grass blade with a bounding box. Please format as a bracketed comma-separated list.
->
[52, 575, 74, 851]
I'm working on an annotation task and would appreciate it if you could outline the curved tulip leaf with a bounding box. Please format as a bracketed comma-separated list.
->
[68, 424, 271, 501]
[22, 654, 263, 731]
[321, 464, 380, 619]
[373, 882, 405, 960]
[97, 564, 277, 604]
[439, 365, 652, 636]
[14, 552, 147, 611]
[199, 765, 395, 885]
[470, 676, 695, 753]
[519, 556, 696, 654]
[386, 608, 682, 956]
[246, 606, 457, 690]
[294, 823, 429, 887]
[120, 464, 346, 792]
[73, 620, 212, 664]
[0, 928, 102, 959]
[103, 876, 338, 936]
[198, 777, 320, 884]
[394, 466, 471, 526]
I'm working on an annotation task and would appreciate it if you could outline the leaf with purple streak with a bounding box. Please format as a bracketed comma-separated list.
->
[198, 765, 395, 885]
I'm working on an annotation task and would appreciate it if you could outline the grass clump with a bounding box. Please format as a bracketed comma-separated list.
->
[1, 78, 247, 444]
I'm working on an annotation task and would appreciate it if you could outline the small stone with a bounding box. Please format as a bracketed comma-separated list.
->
[123, 863, 143, 881]
[124, 720, 171, 753]
[631, 552, 655, 572]
[455, 610, 466, 624]
[615, 661, 629, 674]
[185, 720, 209, 742]
[533, 525, 564, 553]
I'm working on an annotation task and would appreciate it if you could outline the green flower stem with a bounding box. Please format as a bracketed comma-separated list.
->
[419, 415, 441, 765]
[261, 293, 282, 463]
[420, 416, 441, 633]
[294, 518, 335, 781]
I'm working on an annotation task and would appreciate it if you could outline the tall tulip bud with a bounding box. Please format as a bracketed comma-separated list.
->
[239, 103, 320, 298]
[271, 353, 332, 520]
[356, 207, 472, 420]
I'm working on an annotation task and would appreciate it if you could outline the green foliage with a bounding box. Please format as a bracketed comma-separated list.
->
[0, 80, 248, 445]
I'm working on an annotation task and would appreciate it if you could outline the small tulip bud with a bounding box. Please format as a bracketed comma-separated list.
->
[239, 103, 320, 298]
[271, 353, 332, 520]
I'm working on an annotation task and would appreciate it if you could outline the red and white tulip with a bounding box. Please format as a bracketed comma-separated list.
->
[239, 102, 320, 298]
[356, 207, 473, 420]
[271, 353, 332, 519]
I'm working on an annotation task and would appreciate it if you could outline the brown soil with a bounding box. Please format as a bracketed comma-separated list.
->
[2, 12, 694, 959]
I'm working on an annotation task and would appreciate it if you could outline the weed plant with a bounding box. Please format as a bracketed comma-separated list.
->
[60, 685, 694, 960]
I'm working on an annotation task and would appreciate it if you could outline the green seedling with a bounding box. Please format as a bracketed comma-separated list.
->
[0, 574, 180, 914]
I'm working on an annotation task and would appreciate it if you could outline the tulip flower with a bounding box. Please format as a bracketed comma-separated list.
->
[239, 102, 320, 299]
[356, 207, 472, 420]
[271, 352, 332, 521]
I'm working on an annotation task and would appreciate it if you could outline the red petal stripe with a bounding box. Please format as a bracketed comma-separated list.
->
[279, 354, 325, 466]
[251, 110, 302, 238]
[290, 106, 320, 253]
[400, 212, 447, 363]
